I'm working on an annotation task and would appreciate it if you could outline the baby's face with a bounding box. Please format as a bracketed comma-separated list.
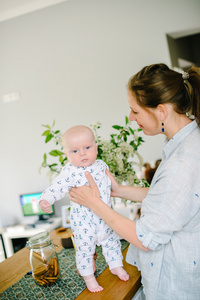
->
[64, 131, 98, 167]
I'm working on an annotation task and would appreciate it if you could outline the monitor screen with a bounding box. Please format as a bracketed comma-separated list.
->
[19, 192, 54, 220]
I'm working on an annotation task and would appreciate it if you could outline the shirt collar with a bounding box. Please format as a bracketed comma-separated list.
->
[162, 120, 198, 160]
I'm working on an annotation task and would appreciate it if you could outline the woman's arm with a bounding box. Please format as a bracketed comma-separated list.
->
[69, 172, 148, 251]
[106, 170, 149, 203]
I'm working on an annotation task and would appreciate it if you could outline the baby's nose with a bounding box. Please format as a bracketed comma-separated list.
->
[80, 149, 85, 155]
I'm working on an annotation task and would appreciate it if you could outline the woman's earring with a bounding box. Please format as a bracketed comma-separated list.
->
[161, 123, 164, 132]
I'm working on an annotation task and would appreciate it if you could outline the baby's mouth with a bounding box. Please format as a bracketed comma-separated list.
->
[81, 159, 88, 163]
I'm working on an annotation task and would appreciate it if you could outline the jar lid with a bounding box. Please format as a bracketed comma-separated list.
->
[28, 231, 50, 246]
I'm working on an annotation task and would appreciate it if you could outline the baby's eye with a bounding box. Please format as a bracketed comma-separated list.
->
[86, 146, 90, 150]
[73, 150, 78, 153]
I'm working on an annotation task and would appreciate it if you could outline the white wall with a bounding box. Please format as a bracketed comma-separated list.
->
[0, 0, 200, 227]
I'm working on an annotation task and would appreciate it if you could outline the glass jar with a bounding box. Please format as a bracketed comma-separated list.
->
[26, 231, 59, 286]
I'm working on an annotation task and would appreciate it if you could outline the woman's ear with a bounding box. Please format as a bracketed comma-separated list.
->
[157, 104, 168, 122]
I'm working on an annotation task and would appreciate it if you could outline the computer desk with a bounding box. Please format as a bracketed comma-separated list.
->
[2, 217, 62, 258]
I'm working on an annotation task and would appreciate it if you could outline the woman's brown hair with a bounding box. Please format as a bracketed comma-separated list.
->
[128, 63, 200, 126]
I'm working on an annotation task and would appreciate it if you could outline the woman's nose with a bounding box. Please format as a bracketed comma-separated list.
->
[129, 111, 136, 121]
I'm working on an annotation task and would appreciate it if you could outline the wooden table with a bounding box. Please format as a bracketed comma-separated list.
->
[0, 229, 141, 299]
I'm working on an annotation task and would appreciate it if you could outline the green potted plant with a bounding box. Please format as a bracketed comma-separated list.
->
[39, 117, 148, 191]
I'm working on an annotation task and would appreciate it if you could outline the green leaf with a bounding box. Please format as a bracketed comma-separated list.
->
[138, 137, 144, 143]
[110, 134, 117, 139]
[54, 130, 60, 134]
[125, 116, 129, 125]
[42, 130, 50, 136]
[45, 134, 53, 143]
[49, 163, 58, 167]
[123, 130, 130, 135]
[129, 127, 135, 135]
[59, 155, 64, 163]
[49, 150, 64, 156]
[42, 124, 51, 129]
[130, 141, 137, 150]
[43, 153, 47, 163]
[61, 157, 68, 165]
[112, 125, 123, 130]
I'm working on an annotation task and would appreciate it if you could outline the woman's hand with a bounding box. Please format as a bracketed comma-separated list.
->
[106, 169, 148, 202]
[106, 170, 121, 197]
[69, 171, 101, 209]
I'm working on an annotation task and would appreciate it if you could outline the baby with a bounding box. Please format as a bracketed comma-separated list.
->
[39, 125, 129, 292]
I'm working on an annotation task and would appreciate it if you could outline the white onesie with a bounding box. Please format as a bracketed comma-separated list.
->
[40, 159, 123, 276]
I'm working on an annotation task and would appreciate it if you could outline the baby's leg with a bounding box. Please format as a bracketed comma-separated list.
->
[74, 235, 101, 292]
[78, 253, 102, 293]
[76, 252, 97, 275]
[101, 229, 129, 281]
[83, 274, 103, 293]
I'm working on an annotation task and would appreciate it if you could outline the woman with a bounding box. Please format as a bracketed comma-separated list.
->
[69, 63, 200, 299]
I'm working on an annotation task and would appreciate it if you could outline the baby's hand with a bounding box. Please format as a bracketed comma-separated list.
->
[39, 200, 53, 213]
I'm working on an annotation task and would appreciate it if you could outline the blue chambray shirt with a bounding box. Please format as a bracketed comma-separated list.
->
[126, 120, 200, 300]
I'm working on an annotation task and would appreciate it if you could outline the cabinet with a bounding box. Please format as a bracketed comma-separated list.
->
[2, 218, 61, 258]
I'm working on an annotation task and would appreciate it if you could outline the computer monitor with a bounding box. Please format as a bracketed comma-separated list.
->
[19, 192, 54, 221]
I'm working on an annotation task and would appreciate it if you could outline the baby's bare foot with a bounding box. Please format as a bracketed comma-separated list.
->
[83, 274, 104, 293]
[110, 267, 129, 281]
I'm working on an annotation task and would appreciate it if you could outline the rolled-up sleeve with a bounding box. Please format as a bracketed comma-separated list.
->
[136, 220, 169, 250]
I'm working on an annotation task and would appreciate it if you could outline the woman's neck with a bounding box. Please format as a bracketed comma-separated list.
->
[164, 114, 192, 140]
